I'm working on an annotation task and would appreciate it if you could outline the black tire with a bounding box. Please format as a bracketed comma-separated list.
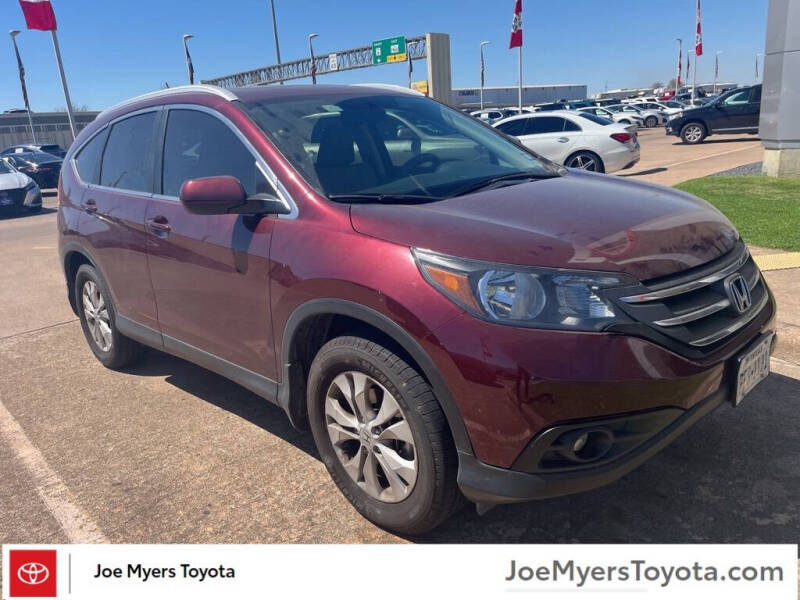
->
[566, 151, 605, 173]
[74, 264, 145, 369]
[680, 122, 707, 144]
[619, 119, 631, 124]
[307, 336, 463, 535]
[645, 115, 658, 128]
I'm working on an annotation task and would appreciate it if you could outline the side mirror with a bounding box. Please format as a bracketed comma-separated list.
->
[179, 176, 291, 216]
[396, 126, 417, 140]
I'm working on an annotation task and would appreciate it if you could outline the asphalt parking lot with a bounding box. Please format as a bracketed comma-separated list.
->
[1, 132, 798, 549]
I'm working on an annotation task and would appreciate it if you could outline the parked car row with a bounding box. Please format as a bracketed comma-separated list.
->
[0, 146, 63, 189]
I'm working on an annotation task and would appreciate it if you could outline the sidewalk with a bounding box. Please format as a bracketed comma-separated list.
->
[750, 246, 800, 375]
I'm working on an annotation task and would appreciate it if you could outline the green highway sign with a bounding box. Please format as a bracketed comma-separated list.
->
[372, 36, 407, 65]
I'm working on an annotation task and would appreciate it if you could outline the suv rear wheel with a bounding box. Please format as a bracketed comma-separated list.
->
[307, 336, 462, 535]
[75, 264, 145, 369]
[681, 122, 707, 144]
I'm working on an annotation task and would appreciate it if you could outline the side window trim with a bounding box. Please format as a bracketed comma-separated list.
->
[156, 104, 296, 219]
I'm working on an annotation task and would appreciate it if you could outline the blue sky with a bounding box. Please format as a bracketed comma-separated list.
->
[2, 0, 769, 112]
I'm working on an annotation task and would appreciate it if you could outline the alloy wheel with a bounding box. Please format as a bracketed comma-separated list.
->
[684, 125, 704, 142]
[567, 153, 599, 171]
[324, 371, 418, 503]
[81, 280, 112, 352]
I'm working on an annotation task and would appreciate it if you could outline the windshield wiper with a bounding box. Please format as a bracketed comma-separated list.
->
[447, 171, 560, 198]
[327, 193, 444, 204]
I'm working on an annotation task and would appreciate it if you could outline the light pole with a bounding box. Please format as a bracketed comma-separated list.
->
[268, 0, 283, 84]
[756, 52, 764, 81]
[479, 41, 489, 110]
[9, 30, 36, 144]
[182, 34, 195, 84]
[714, 51, 723, 94]
[688, 50, 696, 105]
[674, 38, 682, 98]
[308, 33, 318, 84]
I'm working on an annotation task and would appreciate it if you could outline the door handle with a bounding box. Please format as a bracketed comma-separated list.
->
[146, 216, 171, 237]
[557, 137, 570, 143]
[80, 198, 97, 214]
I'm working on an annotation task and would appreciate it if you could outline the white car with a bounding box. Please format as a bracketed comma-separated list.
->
[578, 106, 643, 128]
[630, 101, 686, 118]
[470, 109, 506, 124]
[606, 104, 666, 128]
[0, 157, 41, 212]
[493, 110, 640, 174]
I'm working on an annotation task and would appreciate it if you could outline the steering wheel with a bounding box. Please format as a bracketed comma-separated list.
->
[401, 152, 442, 175]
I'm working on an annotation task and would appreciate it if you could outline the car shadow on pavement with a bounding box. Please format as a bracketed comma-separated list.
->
[618, 167, 667, 177]
[124, 348, 799, 545]
[671, 137, 760, 146]
[124, 348, 320, 460]
[414, 372, 800, 544]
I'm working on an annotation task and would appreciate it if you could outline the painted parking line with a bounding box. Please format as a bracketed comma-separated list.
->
[754, 253, 800, 272]
[661, 143, 762, 169]
[0, 399, 108, 543]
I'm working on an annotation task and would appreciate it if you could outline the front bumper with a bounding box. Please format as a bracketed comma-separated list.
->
[665, 121, 681, 136]
[458, 325, 775, 505]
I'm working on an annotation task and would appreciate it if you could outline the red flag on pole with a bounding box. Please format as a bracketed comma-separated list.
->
[18, 0, 57, 31]
[695, 0, 703, 56]
[509, 0, 522, 49]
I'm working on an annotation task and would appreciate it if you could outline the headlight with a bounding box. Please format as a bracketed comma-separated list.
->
[413, 249, 636, 331]
[24, 180, 38, 191]
[670, 111, 684, 120]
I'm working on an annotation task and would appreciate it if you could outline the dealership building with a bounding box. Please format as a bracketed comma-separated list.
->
[451, 84, 588, 109]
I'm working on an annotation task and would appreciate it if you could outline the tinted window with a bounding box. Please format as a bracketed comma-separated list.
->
[723, 90, 751, 105]
[495, 119, 527, 136]
[528, 117, 565, 134]
[749, 86, 762, 103]
[563, 118, 581, 132]
[75, 129, 108, 185]
[576, 112, 611, 126]
[162, 109, 270, 198]
[100, 112, 157, 192]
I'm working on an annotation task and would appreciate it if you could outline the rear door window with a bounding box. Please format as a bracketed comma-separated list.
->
[495, 119, 527, 136]
[100, 112, 158, 193]
[75, 129, 109, 185]
[749, 87, 762, 104]
[527, 117, 566, 134]
[161, 109, 271, 198]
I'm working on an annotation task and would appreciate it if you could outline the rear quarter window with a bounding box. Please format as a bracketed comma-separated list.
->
[74, 129, 108, 185]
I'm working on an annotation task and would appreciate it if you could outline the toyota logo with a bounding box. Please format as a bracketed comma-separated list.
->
[725, 274, 752, 314]
[17, 562, 50, 585]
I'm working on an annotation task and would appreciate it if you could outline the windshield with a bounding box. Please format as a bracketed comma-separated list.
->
[243, 93, 558, 199]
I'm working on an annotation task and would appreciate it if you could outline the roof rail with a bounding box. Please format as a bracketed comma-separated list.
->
[351, 83, 423, 96]
[98, 84, 238, 119]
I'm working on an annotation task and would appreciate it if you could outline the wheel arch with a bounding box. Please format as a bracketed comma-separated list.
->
[278, 298, 474, 457]
[61, 242, 99, 315]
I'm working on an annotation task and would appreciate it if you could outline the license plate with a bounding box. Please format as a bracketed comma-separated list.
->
[733, 333, 773, 406]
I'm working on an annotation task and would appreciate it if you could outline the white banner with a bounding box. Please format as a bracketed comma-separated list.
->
[2, 544, 797, 599]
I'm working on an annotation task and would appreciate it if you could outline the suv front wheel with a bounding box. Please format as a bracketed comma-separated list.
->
[680, 122, 707, 144]
[307, 336, 463, 535]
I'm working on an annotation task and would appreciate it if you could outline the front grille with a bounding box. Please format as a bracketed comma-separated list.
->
[606, 241, 769, 351]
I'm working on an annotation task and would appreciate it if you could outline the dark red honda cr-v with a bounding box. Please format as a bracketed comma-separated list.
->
[58, 84, 776, 534]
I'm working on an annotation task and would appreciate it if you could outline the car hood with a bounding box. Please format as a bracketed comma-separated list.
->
[0, 172, 31, 191]
[349, 170, 739, 281]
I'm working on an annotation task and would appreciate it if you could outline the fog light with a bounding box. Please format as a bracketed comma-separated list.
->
[572, 433, 589, 454]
